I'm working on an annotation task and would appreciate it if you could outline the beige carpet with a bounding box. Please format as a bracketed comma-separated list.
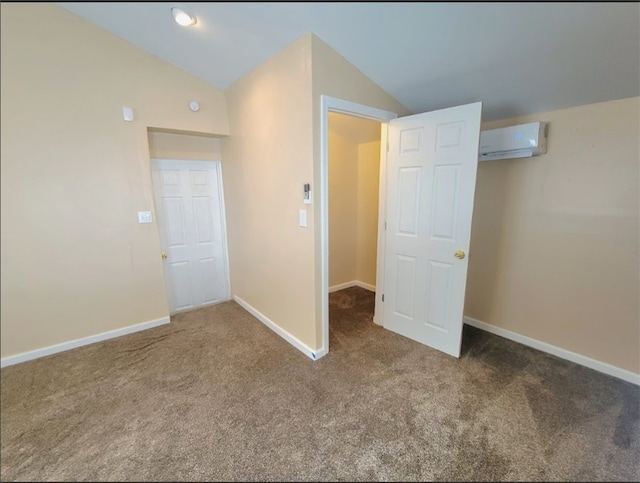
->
[1, 287, 639, 481]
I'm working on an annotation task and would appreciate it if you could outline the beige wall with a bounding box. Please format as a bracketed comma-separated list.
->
[0, 3, 228, 358]
[221, 34, 317, 347]
[222, 33, 407, 351]
[311, 33, 410, 347]
[328, 133, 381, 290]
[356, 141, 381, 287]
[328, 130, 358, 287]
[147, 130, 223, 161]
[465, 97, 640, 374]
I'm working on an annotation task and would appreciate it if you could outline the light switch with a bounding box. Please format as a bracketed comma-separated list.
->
[138, 211, 153, 224]
[298, 209, 307, 227]
[122, 106, 134, 122]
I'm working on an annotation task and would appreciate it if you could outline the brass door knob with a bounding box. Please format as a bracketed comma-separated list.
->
[454, 249, 466, 260]
[161, 253, 168, 260]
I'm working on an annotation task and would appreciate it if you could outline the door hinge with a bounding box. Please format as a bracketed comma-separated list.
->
[384, 221, 387, 230]
[382, 294, 384, 302]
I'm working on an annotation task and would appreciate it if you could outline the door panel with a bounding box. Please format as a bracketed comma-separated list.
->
[171, 261, 194, 311]
[425, 260, 453, 330]
[152, 160, 230, 314]
[164, 197, 187, 246]
[193, 197, 213, 243]
[431, 165, 459, 238]
[383, 102, 482, 357]
[394, 255, 417, 320]
[199, 258, 219, 304]
[397, 167, 422, 235]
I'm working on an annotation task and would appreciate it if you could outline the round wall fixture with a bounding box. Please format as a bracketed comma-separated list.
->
[189, 101, 200, 112]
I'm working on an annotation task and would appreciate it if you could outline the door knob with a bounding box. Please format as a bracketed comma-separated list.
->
[161, 253, 168, 260]
[454, 249, 466, 260]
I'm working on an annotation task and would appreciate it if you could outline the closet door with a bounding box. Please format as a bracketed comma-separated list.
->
[152, 159, 230, 313]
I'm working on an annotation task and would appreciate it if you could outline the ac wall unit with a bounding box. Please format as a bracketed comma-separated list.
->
[478, 122, 548, 161]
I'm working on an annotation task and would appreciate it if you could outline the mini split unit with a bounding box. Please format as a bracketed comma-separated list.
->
[479, 122, 548, 161]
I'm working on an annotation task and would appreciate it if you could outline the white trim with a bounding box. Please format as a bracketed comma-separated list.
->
[328, 280, 376, 293]
[356, 281, 376, 292]
[329, 281, 357, 293]
[320, 95, 398, 358]
[463, 316, 640, 386]
[373, 123, 390, 328]
[322, 97, 400, 121]
[234, 296, 324, 361]
[215, 161, 233, 302]
[0, 316, 170, 368]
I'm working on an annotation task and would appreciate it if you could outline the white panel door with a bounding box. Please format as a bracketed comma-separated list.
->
[383, 102, 482, 357]
[151, 159, 230, 314]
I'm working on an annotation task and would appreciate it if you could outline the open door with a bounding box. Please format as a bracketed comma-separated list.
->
[382, 102, 482, 357]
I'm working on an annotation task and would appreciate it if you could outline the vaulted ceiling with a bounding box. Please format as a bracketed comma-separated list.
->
[59, 2, 639, 121]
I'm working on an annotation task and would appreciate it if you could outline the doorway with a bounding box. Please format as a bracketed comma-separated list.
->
[320, 96, 482, 359]
[151, 159, 231, 314]
[328, 112, 382, 294]
[320, 97, 398, 357]
[327, 112, 383, 338]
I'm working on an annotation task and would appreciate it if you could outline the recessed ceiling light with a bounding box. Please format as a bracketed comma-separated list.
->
[171, 7, 197, 27]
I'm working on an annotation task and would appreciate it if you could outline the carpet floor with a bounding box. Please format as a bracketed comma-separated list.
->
[1, 287, 638, 481]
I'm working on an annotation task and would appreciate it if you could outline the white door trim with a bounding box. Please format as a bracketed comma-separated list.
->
[213, 160, 232, 304]
[150, 158, 231, 312]
[319, 95, 398, 357]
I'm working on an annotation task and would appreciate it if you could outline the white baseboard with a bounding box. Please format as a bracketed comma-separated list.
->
[463, 316, 640, 386]
[329, 280, 376, 293]
[356, 281, 376, 292]
[1, 316, 170, 369]
[234, 295, 325, 361]
[329, 281, 357, 293]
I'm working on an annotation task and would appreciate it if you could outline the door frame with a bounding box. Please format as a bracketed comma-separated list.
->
[319, 96, 398, 356]
[150, 158, 232, 313]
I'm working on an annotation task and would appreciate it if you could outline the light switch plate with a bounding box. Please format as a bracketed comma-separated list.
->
[122, 106, 134, 122]
[298, 209, 307, 227]
[138, 211, 153, 224]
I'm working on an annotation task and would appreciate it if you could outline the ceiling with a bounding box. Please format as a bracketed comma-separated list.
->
[59, 2, 639, 122]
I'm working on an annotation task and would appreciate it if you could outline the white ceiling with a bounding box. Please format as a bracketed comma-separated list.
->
[59, 2, 640, 121]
